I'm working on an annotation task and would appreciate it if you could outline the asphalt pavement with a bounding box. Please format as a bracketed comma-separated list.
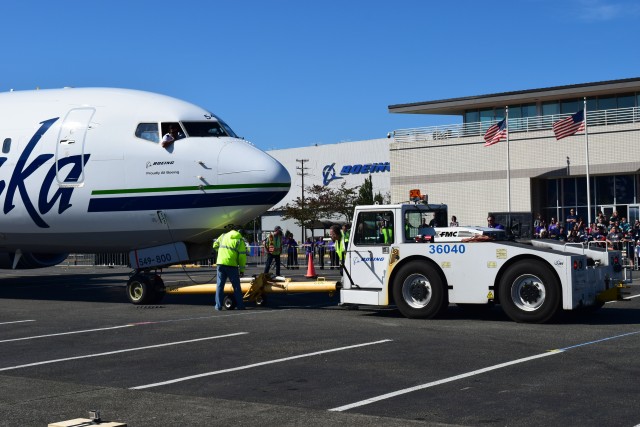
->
[0, 265, 639, 426]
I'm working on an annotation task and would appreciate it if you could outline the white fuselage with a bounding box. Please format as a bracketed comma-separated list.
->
[0, 88, 290, 254]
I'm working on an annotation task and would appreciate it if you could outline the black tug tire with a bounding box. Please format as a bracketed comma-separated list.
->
[392, 261, 447, 319]
[126, 274, 155, 305]
[498, 259, 561, 323]
[255, 294, 267, 307]
[223, 295, 237, 310]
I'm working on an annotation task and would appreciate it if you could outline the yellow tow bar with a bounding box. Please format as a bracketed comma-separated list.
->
[165, 273, 338, 304]
[596, 282, 630, 303]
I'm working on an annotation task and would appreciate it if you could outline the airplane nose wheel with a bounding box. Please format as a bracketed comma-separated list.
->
[127, 272, 165, 305]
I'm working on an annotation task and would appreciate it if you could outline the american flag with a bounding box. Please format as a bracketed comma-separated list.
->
[552, 110, 585, 140]
[483, 118, 507, 147]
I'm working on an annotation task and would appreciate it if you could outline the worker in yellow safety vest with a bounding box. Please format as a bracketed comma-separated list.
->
[342, 223, 350, 246]
[329, 224, 345, 275]
[263, 225, 283, 276]
[213, 226, 247, 310]
[380, 221, 393, 244]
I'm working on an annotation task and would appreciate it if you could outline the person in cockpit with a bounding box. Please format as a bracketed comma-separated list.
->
[161, 125, 184, 148]
[161, 126, 178, 148]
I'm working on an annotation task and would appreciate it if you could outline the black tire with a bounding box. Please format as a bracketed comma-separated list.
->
[150, 275, 165, 304]
[392, 261, 447, 319]
[126, 274, 155, 305]
[498, 259, 561, 323]
[255, 294, 266, 307]
[223, 295, 236, 310]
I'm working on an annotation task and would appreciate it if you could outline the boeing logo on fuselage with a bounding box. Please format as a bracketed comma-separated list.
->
[0, 118, 89, 228]
[146, 161, 174, 169]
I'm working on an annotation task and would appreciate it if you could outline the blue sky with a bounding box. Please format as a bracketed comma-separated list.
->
[2, 0, 639, 150]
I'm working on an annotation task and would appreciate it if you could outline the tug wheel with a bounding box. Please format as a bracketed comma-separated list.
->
[499, 259, 560, 323]
[255, 294, 267, 306]
[223, 295, 237, 310]
[392, 261, 447, 319]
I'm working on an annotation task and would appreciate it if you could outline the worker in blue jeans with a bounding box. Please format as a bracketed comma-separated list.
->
[213, 227, 247, 310]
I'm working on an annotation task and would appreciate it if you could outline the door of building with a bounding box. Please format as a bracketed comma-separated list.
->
[628, 205, 640, 224]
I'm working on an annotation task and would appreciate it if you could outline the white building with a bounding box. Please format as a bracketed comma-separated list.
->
[388, 77, 640, 237]
[264, 138, 391, 240]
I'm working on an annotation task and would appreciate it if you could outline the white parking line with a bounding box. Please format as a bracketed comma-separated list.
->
[0, 320, 35, 326]
[131, 339, 393, 390]
[606, 292, 640, 303]
[330, 329, 640, 412]
[0, 310, 278, 344]
[329, 351, 561, 412]
[0, 332, 247, 372]
[0, 324, 134, 343]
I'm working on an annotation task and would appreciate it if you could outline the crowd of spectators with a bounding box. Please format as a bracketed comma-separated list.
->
[533, 209, 639, 252]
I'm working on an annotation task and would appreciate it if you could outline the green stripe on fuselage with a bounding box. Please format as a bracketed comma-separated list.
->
[91, 182, 290, 195]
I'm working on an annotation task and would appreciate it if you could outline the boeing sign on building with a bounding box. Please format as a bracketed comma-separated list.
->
[323, 161, 391, 186]
[265, 138, 392, 238]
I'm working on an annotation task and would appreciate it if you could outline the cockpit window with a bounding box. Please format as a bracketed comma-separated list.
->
[135, 123, 159, 143]
[161, 122, 185, 140]
[182, 121, 236, 138]
[217, 119, 238, 138]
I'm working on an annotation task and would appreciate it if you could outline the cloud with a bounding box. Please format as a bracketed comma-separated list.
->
[575, 0, 633, 22]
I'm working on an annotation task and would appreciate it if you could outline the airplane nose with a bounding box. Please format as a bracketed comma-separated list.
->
[217, 140, 291, 204]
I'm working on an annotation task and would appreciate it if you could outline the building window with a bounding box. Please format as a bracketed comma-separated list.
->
[464, 110, 479, 124]
[597, 96, 617, 110]
[522, 103, 537, 117]
[561, 99, 581, 114]
[616, 175, 634, 203]
[542, 101, 559, 116]
[563, 178, 576, 207]
[596, 176, 615, 204]
[617, 93, 635, 109]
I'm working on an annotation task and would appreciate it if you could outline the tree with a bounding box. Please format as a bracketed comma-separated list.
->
[356, 175, 374, 206]
[325, 182, 359, 222]
[280, 194, 323, 237]
[280, 183, 360, 237]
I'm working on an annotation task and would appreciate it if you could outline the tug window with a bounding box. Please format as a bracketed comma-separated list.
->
[353, 211, 394, 246]
[135, 123, 159, 143]
[2, 138, 10, 153]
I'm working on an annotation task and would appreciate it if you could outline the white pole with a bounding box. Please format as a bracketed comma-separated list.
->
[584, 98, 592, 225]
[506, 106, 511, 216]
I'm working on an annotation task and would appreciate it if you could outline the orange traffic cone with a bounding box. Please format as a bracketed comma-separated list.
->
[305, 253, 317, 278]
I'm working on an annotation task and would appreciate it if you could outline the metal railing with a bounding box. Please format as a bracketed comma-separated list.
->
[393, 106, 640, 143]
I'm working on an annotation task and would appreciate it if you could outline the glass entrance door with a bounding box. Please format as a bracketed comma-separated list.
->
[599, 205, 615, 220]
[628, 205, 640, 224]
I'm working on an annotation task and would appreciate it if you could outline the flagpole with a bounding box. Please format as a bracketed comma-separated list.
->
[506, 106, 511, 218]
[584, 97, 591, 225]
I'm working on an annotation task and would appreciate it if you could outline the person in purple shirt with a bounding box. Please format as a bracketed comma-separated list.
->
[487, 215, 505, 230]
